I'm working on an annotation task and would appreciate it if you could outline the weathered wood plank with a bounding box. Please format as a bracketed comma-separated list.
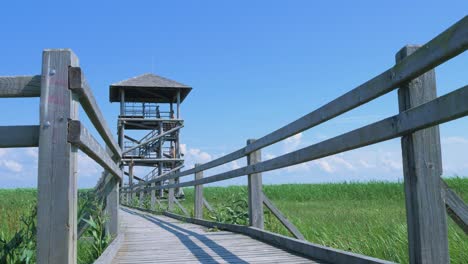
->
[68, 120, 122, 180]
[174, 197, 190, 217]
[158, 84, 468, 190]
[262, 192, 305, 240]
[157, 16, 468, 183]
[37, 49, 79, 264]
[69, 67, 121, 158]
[163, 211, 395, 264]
[0, 75, 41, 97]
[247, 139, 264, 229]
[440, 179, 468, 234]
[396, 45, 448, 263]
[194, 164, 204, 219]
[0, 125, 39, 147]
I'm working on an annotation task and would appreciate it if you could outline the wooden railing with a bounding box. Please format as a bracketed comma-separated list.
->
[121, 16, 468, 264]
[0, 49, 122, 264]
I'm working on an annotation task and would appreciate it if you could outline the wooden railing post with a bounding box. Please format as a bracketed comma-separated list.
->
[37, 49, 79, 264]
[194, 164, 204, 219]
[158, 181, 164, 198]
[396, 45, 449, 264]
[168, 179, 175, 210]
[103, 174, 119, 237]
[246, 139, 264, 229]
[151, 182, 156, 209]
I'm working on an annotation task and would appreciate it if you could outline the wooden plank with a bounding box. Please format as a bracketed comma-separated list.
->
[158, 84, 468, 190]
[37, 49, 79, 264]
[396, 45, 448, 263]
[262, 192, 305, 240]
[0, 75, 41, 97]
[194, 164, 203, 219]
[168, 178, 175, 211]
[103, 145, 120, 238]
[247, 139, 264, 229]
[440, 179, 468, 234]
[163, 211, 395, 264]
[68, 120, 122, 180]
[0, 125, 39, 147]
[68, 67, 121, 158]
[158, 16, 468, 183]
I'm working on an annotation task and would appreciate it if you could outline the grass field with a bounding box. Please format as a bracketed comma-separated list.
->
[1, 178, 467, 263]
[168, 177, 468, 264]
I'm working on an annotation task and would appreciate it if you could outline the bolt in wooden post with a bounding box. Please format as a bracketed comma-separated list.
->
[37, 49, 79, 264]
[194, 164, 204, 219]
[246, 139, 264, 229]
[396, 45, 449, 264]
[168, 178, 175, 211]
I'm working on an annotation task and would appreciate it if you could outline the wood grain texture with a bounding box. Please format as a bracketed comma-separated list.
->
[111, 207, 325, 264]
[262, 193, 305, 240]
[68, 67, 121, 158]
[0, 125, 39, 147]
[247, 139, 264, 229]
[396, 45, 449, 264]
[68, 120, 122, 180]
[37, 49, 79, 264]
[151, 16, 468, 184]
[0, 75, 41, 97]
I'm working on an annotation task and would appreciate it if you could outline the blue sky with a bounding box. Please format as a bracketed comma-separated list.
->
[0, 1, 467, 188]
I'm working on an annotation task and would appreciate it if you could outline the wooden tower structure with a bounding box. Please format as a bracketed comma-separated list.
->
[110, 73, 191, 198]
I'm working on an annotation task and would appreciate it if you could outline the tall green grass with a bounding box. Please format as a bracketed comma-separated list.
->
[0, 189, 111, 264]
[172, 178, 468, 264]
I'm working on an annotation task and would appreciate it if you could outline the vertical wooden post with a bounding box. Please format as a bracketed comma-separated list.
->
[396, 45, 449, 264]
[139, 188, 144, 207]
[151, 182, 156, 209]
[168, 178, 175, 211]
[194, 164, 204, 219]
[128, 163, 133, 204]
[37, 49, 79, 264]
[158, 180, 164, 198]
[103, 174, 119, 237]
[246, 139, 264, 229]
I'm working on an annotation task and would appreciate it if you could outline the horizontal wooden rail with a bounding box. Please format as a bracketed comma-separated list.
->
[153, 15, 468, 184]
[69, 67, 121, 159]
[68, 120, 122, 180]
[0, 125, 39, 147]
[162, 211, 395, 264]
[0, 75, 41, 97]
[154, 84, 468, 190]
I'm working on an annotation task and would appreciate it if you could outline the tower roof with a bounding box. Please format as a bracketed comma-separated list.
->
[109, 73, 192, 103]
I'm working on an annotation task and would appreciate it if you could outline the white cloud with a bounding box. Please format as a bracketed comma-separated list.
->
[26, 148, 38, 158]
[180, 143, 212, 167]
[0, 149, 8, 157]
[284, 133, 303, 153]
[0, 159, 23, 172]
[442, 136, 468, 145]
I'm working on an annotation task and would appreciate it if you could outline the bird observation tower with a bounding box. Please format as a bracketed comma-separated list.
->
[110, 73, 191, 198]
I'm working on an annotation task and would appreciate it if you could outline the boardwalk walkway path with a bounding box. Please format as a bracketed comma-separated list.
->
[112, 208, 323, 264]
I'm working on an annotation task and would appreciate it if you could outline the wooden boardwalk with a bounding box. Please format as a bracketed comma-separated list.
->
[112, 208, 324, 264]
